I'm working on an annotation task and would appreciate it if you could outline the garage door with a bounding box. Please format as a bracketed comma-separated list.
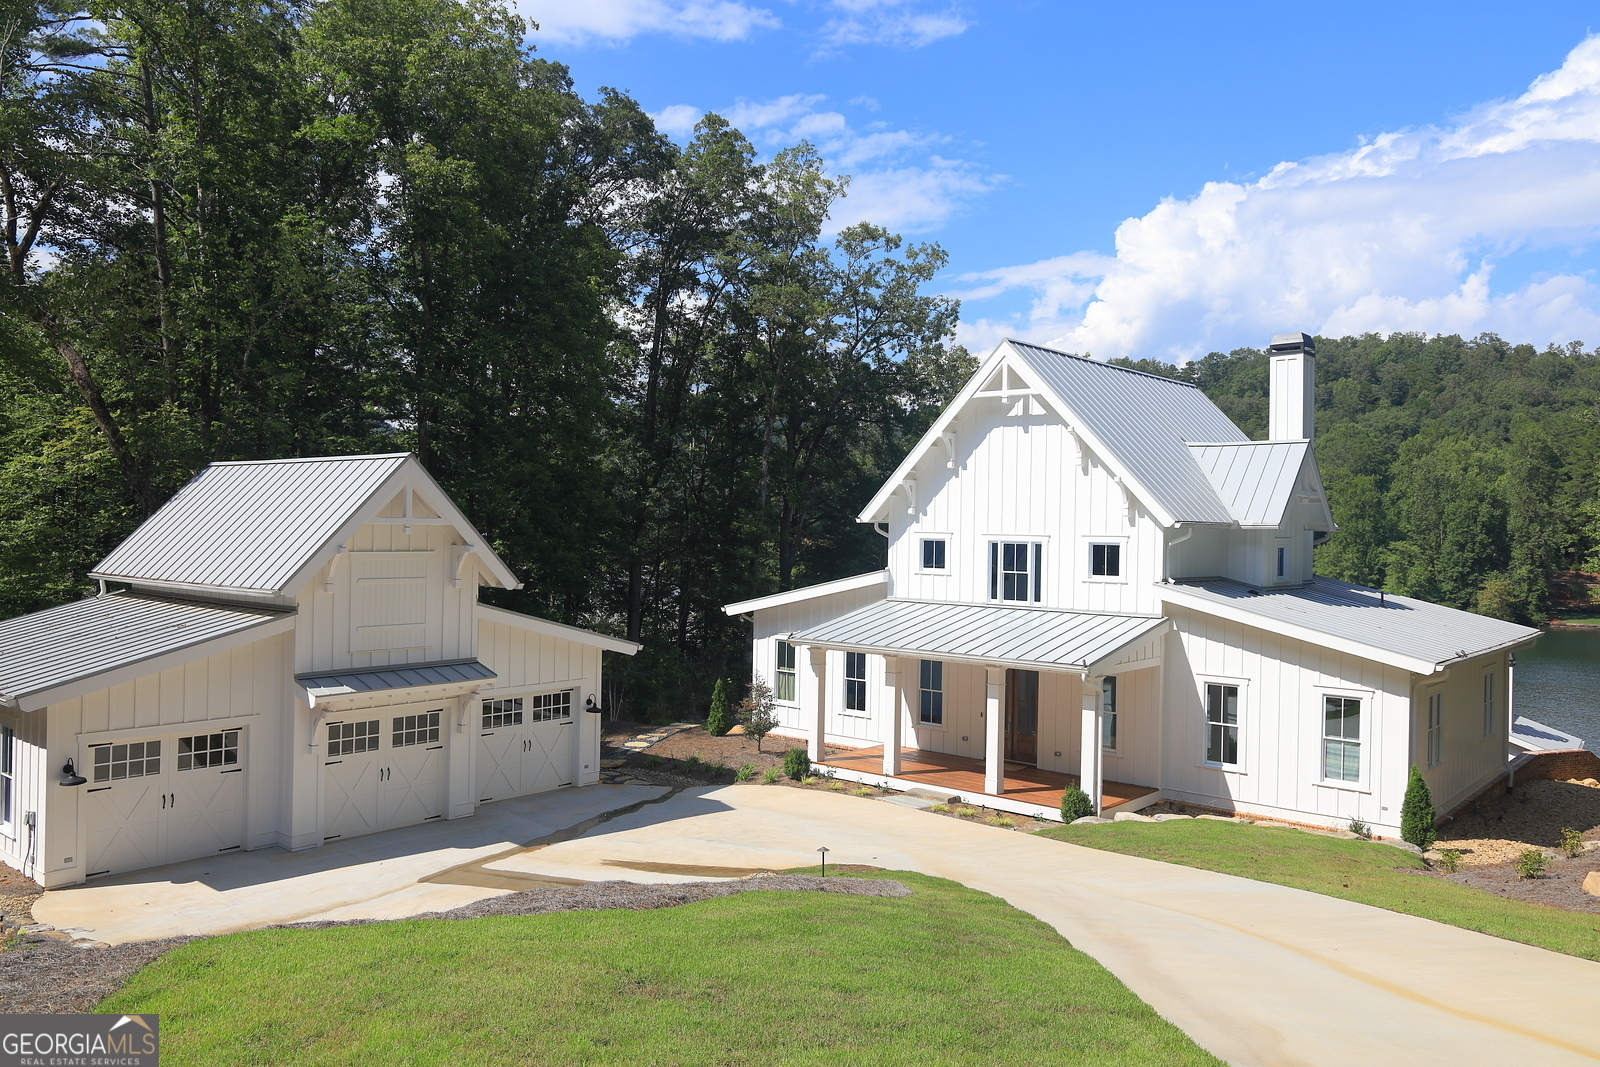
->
[83, 729, 246, 878]
[475, 690, 575, 803]
[322, 709, 445, 842]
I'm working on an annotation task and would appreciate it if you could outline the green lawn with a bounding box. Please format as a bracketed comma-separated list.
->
[99, 871, 1220, 1066]
[1040, 820, 1600, 960]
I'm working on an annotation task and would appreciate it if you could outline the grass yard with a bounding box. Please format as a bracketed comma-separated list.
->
[98, 871, 1220, 1067]
[1040, 820, 1600, 961]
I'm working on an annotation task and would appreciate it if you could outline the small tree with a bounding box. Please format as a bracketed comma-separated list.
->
[736, 675, 779, 753]
[1060, 784, 1095, 822]
[705, 678, 731, 736]
[1400, 765, 1436, 852]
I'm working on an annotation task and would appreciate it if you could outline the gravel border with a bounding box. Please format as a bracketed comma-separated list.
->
[0, 875, 910, 1015]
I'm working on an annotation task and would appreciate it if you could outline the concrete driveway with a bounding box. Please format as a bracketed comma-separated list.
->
[37, 781, 1600, 1066]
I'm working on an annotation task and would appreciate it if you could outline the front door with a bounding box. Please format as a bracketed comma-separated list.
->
[1005, 669, 1038, 764]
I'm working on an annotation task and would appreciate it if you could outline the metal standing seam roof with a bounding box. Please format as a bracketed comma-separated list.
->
[789, 598, 1168, 672]
[1005, 340, 1248, 524]
[1187, 441, 1309, 527]
[0, 593, 293, 708]
[1163, 577, 1541, 670]
[1510, 715, 1585, 751]
[296, 658, 497, 698]
[91, 454, 413, 595]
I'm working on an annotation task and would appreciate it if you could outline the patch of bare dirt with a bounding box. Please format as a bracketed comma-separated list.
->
[638, 726, 804, 774]
[0, 860, 41, 928]
[1412, 852, 1600, 913]
[1438, 779, 1600, 865]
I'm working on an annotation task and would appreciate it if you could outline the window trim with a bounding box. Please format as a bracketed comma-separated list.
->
[842, 651, 869, 716]
[916, 534, 952, 575]
[1426, 691, 1444, 769]
[1321, 695, 1363, 785]
[0, 724, 13, 829]
[1312, 685, 1375, 791]
[1481, 671, 1496, 741]
[1275, 544, 1288, 580]
[918, 659, 944, 728]
[1199, 676, 1246, 771]
[1083, 535, 1130, 585]
[774, 639, 799, 705]
[1101, 675, 1119, 754]
[987, 537, 1045, 603]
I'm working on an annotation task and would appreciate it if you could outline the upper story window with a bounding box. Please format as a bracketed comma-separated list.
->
[844, 651, 868, 713]
[1481, 672, 1495, 740]
[990, 541, 1042, 602]
[1276, 546, 1288, 579]
[919, 659, 943, 725]
[1427, 692, 1443, 768]
[1, 725, 12, 826]
[1091, 543, 1121, 578]
[774, 640, 798, 703]
[1204, 682, 1239, 767]
[1101, 676, 1118, 752]
[920, 538, 947, 571]
[1324, 696, 1362, 782]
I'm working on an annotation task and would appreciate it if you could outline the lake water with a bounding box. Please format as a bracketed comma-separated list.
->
[1514, 629, 1600, 750]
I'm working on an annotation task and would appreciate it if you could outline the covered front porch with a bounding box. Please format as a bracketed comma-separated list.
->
[818, 744, 1160, 819]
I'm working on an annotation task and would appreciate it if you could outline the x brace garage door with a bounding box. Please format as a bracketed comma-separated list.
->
[322, 707, 445, 842]
[476, 690, 575, 803]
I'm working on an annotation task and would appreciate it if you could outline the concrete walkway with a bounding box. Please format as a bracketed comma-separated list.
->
[36, 782, 1600, 1065]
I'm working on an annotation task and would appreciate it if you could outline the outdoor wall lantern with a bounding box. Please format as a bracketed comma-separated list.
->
[584, 696, 602, 715]
[60, 759, 87, 787]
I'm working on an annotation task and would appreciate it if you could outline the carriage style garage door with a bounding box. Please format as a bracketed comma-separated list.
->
[83, 728, 246, 877]
[476, 690, 575, 803]
[322, 707, 446, 841]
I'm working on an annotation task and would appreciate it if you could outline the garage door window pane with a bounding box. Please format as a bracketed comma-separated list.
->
[528, 690, 572, 722]
[482, 698, 524, 729]
[393, 711, 442, 748]
[179, 729, 239, 770]
[94, 740, 161, 783]
[328, 720, 380, 757]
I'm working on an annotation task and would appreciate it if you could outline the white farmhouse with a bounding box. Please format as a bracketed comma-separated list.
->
[725, 334, 1542, 834]
[0, 453, 637, 887]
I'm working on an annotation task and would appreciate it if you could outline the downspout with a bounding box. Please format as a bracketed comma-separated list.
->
[1506, 651, 1517, 792]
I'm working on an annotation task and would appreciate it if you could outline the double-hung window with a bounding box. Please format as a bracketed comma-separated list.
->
[844, 652, 868, 714]
[774, 640, 798, 702]
[919, 660, 943, 725]
[1205, 683, 1239, 766]
[920, 538, 947, 571]
[1482, 672, 1495, 740]
[0, 725, 12, 826]
[1427, 692, 1443, 768]
[1101, 676, 1118, 752]
[1323, 696, 1362, 782]
[990, 541, 1042, 602]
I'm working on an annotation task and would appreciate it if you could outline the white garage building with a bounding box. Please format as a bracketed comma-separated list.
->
[0, 453, 637, 887]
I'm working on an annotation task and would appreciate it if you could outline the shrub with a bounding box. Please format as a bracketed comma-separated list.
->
[850, 785, 877, 797]
[1436, 848, 1463, 873]
[684, 753, 702, 770]
[1400, 765, 1437, 852]
[1347, 818, 1371, 840]
[734, 763, 756, 782]
[736, 676, 780, 752]
[1559, 827, 1585, 858]
[1059, 785, 1094, 823]
[1515, 849, 1547, 879]
[705, 678, 731, 737]
[645, 754, 662, 768]
[782, 748, 811, 781]
[953, 805, 982, 818]
[985, 814, 1018, 828]
[760, 767, 780, 784]
[928, 803, 951, 813]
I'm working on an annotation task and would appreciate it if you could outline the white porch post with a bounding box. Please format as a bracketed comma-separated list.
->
[1081, 674, 1104, 816]
[882, 655, 902, 777]
[984, 666, 1006, 795]
[804, 645, 828, 763]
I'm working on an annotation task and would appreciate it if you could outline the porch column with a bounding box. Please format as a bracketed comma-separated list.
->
[803, 645, 828, 763]
[984, 666, 1006, 795]
[882, 655, 902, 777]
[1081, 675, 1104, 816]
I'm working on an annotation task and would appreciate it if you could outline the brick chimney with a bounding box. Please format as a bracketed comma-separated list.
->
[1268, 332, 1315, 441]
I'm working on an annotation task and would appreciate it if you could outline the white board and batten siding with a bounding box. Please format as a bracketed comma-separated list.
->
[1413, 650, 1513, 814]
[747, 578, 889, 740]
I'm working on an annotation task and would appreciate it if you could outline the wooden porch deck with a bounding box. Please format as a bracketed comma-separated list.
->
[817, 746, 1158, 813]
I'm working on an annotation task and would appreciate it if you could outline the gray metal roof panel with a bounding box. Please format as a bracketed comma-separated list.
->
[0, 593, 292, 705]
[296, 658, 497, 697]
[1165, 577, 1540, 668]
[1005, 341, 1245, 524]
[91, 454, 411, 593]
[791, 598, 1166, 671]
[1188, 441, 1308, 526]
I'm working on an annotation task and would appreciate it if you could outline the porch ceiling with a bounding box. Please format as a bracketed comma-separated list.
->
[788, 598, 1167, 673]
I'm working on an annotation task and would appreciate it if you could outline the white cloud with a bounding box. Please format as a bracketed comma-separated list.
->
[521, 0, 778, 44]
[956, 34, 1600, 360]
[651, 104, 703, 137]
[819, 0, 968, 50]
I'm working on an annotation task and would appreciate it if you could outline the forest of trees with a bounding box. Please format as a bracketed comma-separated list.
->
[0, 0, 1594, 722]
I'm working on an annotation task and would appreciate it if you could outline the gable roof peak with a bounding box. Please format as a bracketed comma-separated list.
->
[1001, 338, 1203, 390]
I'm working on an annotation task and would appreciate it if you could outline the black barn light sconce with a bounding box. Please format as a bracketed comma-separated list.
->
[60, 759, 87, 787]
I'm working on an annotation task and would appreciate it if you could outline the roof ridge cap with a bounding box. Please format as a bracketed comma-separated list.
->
[206, 453, 412, 467]
[1003, 338, 1202, 389]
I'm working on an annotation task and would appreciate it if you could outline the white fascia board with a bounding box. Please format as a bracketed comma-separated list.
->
[1158, 585, 1440, 675]
[16, 612, 297, 713]
[477, 603, 641, 655]
[722, 570, 889, 616]
[1085, 619, 1173, 675]
[1299, 452, 1339, 533]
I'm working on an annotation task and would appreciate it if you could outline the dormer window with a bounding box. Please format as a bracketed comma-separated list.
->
[1276, 546, 1287, 579]
[990, 541, 1042, 602]
[920, 538, 947, 571]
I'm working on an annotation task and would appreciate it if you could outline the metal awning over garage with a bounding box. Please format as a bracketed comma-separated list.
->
[789, 599, 1169, 673]
[297, 658, 497, 700]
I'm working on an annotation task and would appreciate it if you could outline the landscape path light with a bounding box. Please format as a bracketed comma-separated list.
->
[816, 845, 829, 877]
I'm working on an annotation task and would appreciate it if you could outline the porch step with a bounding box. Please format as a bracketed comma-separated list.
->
[904, 787, 961, 804]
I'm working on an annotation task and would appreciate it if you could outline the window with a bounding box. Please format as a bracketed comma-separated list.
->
[393, 710, 442, 748]
[844, 652, 868, 713]
[1323, 696, 1362, 782]
[527, 690, 573, 722]
[1205, 683, 1239, 766]
[775, 640, 798, 702]
[920, 538, 947, 571]
[1091, 543, 1122, 577]
[482, 698, 524, 729]
[1276, 546, 1287, 579]
[178, 730, 239, 770]
[990, 541, 1042, 602]
[93, 740, 161, 783]
[1482, 673, 1496, 740]
[1101, 676, 1118, 751]
[919, 660, 943, 725]
[1427, 692, 1443, 768]
[1, 726, 12, 825]
[328, 720, 380, 757]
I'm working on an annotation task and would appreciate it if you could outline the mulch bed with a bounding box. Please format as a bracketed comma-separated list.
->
[0, 860, 42, 929]
[1437, 779, 1600, 865]
[0, 875, 911, 1015]
[628, 725, 805, 775]
[1412, 852, 1600, 913]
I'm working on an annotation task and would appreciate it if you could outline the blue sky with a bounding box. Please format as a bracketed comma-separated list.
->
[524, 1, 1600, 361]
